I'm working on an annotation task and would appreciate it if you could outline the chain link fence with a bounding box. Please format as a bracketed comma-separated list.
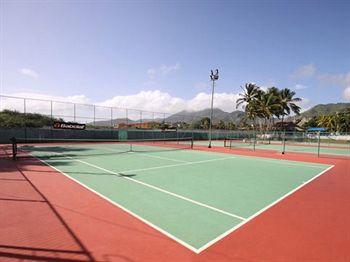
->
[1, 95, 349, 158]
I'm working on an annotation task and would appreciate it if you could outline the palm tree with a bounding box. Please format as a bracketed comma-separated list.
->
[343, 108, 350, 132]
[257, 89, 281, 131]
[266, 87, 282, 126]
[317, 115, 335, 131]
[236, 83, 261, 129]
[200, 117, 211, 129]
[278, 88, 302, 129]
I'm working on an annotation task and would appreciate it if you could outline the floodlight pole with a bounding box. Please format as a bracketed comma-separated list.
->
[208, 69, 219, 148]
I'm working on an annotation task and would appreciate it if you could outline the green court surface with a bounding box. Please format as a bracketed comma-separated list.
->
[196, 140, 350, 156]
[20, 143, 331, 252]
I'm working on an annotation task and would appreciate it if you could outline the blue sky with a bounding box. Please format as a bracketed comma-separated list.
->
[1, 0, 349, 113]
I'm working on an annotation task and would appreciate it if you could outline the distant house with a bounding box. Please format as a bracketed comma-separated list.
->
[116, 121, 157, 129]
[115, 121, 178, 130]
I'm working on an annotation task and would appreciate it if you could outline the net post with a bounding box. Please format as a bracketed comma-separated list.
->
[10, 137, 17, 160]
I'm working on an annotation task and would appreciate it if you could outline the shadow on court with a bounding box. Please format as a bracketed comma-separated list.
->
[0, 155, 95, 261]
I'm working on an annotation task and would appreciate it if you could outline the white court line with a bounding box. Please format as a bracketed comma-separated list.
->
[94, 146, 189, 163]
[20, 148, 334, 254]
[26, 153, 200, 253]
[47, 153, 245, 221]
[184, 148, 330, 169]
[117, 156, 237, 174]
[26, 142, 328, 169]
[133, 152, 190, 163]
[235, 156, 329, 169]
[196, 164, 335, 253]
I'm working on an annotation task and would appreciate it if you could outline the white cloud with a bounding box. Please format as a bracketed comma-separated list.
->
[2, 90, 241, 120]
[2, 90, 313, 121]
[147, 68, 156, 79]
[147, 63, 180, 79]
[294, 84, 308, 90]
[99, 90, 186, 113]
[188, 92, 241, 112]
[19, 68, 39, 79]
[0, 93, 91, 121]
[317, 71, 350, 87]
[316, 71, 350, 101]
[159, 63, 180, 75]
[291, 64, 316, 79]
[260, 79, 278, 91]
[99, 90, 240, 113]
[343, 86, 350, 101]
[295, 97, 312, 112]
[145, 63, 181, 87]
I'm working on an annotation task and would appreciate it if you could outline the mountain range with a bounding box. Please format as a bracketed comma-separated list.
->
[93, 102, 350, 126]
[299, 103, 350, 118]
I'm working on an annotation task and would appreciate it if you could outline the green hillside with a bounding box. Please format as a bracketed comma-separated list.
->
[0, 110, 60, 128]
[301, 103, 350, 118]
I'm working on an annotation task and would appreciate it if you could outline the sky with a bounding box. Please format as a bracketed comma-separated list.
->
[0, 0, 349, 115]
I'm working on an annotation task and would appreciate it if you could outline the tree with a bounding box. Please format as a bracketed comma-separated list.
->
[227, 122, 236, 130]
[256, 89, 281, 131]
[200, 117, 211, 129]
[317, 115, 334, 131]
[303, 108, 350, 133]
[278, 88, 302, 127]
[218, 120, 226, 130]
[302, 117, 318, 129]
[236, 84, 303, 132]
[190, 120, 201, 129]
[0, 110, 60, 128]
[267, 86, 281, 118]
[236, 83, 261, 129]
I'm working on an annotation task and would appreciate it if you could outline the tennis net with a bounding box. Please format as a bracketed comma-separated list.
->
[10, 137, 193, 160]
[224, 138, 254, 149]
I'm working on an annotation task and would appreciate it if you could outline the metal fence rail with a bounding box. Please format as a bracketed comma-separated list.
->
[0, 95, 193, 127]
[1, 95, 349, 158]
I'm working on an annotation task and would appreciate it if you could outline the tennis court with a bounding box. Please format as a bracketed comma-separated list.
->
[13, 138, 333, 253]
[196, 139, 350, 157]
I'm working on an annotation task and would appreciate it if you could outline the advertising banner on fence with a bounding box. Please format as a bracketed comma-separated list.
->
[53, 121, 86, 130]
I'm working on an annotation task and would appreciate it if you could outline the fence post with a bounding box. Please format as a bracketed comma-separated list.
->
[50, 100, 53, 139]
[24, 98, 27, 141]
[110, 107, 113, 128]
[317, 131, 321, 157]
[93, 105, 96, 127]
[73, 103, 76, 122]
[253, 130, 256, 151]
[163, 113, 166, 140]
[126, 109, 128, 125]
[282, 130, 286, 154]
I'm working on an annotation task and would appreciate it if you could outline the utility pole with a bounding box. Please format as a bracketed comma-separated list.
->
[208, 69, 219, 148]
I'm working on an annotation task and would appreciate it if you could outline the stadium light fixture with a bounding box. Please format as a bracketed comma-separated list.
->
[208, 69, 219, 148]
